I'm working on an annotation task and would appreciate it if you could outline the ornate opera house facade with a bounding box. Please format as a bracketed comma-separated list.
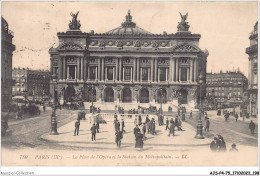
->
[49, 11, 208, 109]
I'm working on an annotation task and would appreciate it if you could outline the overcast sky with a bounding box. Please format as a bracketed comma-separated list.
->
[2, 1, 258, 77]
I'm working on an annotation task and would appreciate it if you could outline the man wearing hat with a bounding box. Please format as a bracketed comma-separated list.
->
[165, 117, 169, 130]
[210, 137, 218, 151]
[90, 123, 97, 141]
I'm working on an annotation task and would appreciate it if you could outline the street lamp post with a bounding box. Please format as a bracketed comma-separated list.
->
[91, 84, 94, 114]
[195, 73, 204, 139]
[50, 73, 58, 135]
[160, 86, 163, 116]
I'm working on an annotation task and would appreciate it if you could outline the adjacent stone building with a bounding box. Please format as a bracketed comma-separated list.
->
[1, 17, 15, 111]
[49, 11, 208, 109]
[246, 21, 258, 117]
[12, 68, 51, 101]
[206, 71, 248, 108]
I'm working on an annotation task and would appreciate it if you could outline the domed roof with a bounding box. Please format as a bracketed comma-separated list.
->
[105, 10, 152, 35]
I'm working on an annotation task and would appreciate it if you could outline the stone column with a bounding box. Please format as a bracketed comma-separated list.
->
[95, 67, 98, 81]
[169, 57, 172, 82]
[113, 67, 115, 81]
[190, 58, 193, 82]
[166, 68, 168, 82]
[131, 67, 133, 81]
[84, 57, 87, 81]
[58, 58, 62, 80]
[158, 68, 160, 82]
[194, 59, 197, 82]
[133, 58, 136, 82]
[140, 67, 143, 82]
[119, 58, 122, 81]
[179, 68, 181, 82]
[187, 68, 190, 82]
[137, 58, 140, 82]
[151, 58, 154, 82]
[148, 68, 150, 82]
[77, 57, 80, 80]
[63, 57, 66, 80]
[154, 58, 158, 82]
[123, 67, 125, 81]
[116, 58, 118, 81]
[101, 57, 105, 81]
[81, 57, 83, 81]
[105, 67, 107, 80]
[172, 58, 176, 82]
[98, 58, 101, 81]
[176, 58, 179, 81]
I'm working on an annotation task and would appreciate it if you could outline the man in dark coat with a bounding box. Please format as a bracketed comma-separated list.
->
[210, 137, 218, 151]
[168, 121, 175, 136]
[249, 120, 256, 134]
[165, 118, 169, 130]
[90, 123, 97, 141]
[142, 123, 146, 140]
[74, 119, 80, 136]
[82, 111, 86, 120]
[96, 121, 100, 133]
[115, 130, 123, 148]
[189, 110, 193, 119]
[134, 125, 140, 138]
[218, 137, 226, 152]
[205, 119, 210, 132]
[135, 131, 143, 148]
[182, 113, 185, 121]
[235, 113, 238, 122]
[138, 115, 142, 125]
[121, 119, 125, 133]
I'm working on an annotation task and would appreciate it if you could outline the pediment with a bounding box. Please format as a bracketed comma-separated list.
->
[58, 42, 84, 50]
[172, 43, 200, 53]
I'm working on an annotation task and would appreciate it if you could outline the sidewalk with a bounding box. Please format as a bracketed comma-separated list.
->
[41, 115, 212, 151]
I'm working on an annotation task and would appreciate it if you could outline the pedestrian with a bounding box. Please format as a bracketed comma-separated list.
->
[182, 113, 185, 121]
[82, 111, 86, 120]
[249, 120, 256, 134]
[145, 115, 149, 124]
[43, 105, 46, 112]
[168, 121, 175, 136]
[77, 112, 81, 121]
[189, 110, 192, 119]
[165, 117, 169, 130]
[96, 120, 100, 133]
[134, 117, 137, 126]
[210, 137, 218, 152]
[229, 144, 238, 152]
[114, 118, 118, 131]
[205, 118, 210, 132]
[218, 136, 226, 152]
[121, 119, 125, 133]
[74, 119, 80, 136]
[134, 125, 140, 138]
[114, 113, 118, 120]
[177, 108, 180, 116]
[116, 120, 120, 131]
[152, 119, 156, 135]
[138, 114, 142, 125]
[115, 130, 123, 148]
[135, 131, 144, 149]
[90, 123, 96, 141]
[178, 120, 183, 131]
[235, 113, 238, 122]
[142, 123, 146, 140]
[204, 112, 208, 120]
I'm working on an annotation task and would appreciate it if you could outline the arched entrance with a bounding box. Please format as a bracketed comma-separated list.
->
[83, 87, 96, 102]
[178, 88, 188, 104]
[64, 84, 75, 102]
[140, 88, 149, 103]
[122, 88, 132, 103]
[104, 87, 114, 102]
[157, 88, 167, 103]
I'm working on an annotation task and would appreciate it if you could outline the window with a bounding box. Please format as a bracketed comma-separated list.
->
[238, 92, 241, 96]
[124, 67, 131, 81]
[142, 68, 148, 81]
[222, 93, 224, 96]
[89, 66, 96, 80]
[160, 68, 166, 81]
[68, 65, 76, 79]
[180, 67, 187, 81]
[107, 67, 114, 80]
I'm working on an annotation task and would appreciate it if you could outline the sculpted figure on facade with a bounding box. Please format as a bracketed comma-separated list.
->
[69, 11, 81, 30]
[177, 12, 190, 31]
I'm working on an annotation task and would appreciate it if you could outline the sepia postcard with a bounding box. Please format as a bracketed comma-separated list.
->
[1, 1, 259, 171]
